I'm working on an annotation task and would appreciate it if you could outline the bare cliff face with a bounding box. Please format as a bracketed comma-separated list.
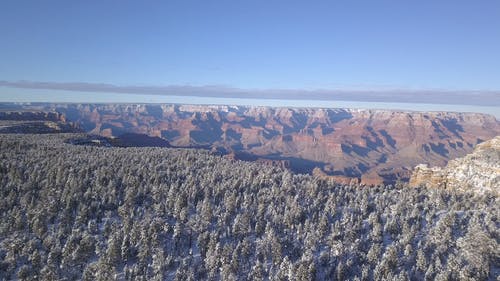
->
[410, 136, 500, 194]
[17, 103, 500, 185]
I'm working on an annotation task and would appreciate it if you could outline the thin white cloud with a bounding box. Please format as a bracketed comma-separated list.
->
[0, 80, 499, 106]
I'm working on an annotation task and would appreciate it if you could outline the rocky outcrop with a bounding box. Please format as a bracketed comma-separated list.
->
[0, 111, 66, 122]
[410, 136, 500, 194]
[12, 103, 500, 184]
[313, 167, 360, 185]
[0, 110, 80, 134]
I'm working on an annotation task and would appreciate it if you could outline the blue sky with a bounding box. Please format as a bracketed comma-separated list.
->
[1, 0, 500, 91]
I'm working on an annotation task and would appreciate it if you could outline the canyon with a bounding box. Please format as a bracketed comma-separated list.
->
[3, 103, 499, 185]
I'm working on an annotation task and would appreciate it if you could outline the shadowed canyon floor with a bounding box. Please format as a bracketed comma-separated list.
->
[3, 103, 499, 185]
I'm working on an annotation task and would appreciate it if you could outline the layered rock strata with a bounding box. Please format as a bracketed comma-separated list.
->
[13, 104, 500, 184]
[410, 136, 500, 194]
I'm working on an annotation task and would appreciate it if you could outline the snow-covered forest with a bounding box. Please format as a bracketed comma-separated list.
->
[0, 134, 497, 280]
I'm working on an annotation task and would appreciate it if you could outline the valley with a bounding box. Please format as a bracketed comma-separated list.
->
[4, 103, 499, 185]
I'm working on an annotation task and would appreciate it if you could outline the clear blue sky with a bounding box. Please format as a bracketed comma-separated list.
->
[1, 0, 500, 90]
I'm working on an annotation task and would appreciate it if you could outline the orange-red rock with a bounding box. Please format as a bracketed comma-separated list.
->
[28, 104, 500, 184]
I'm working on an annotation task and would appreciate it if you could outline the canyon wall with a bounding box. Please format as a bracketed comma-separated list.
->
[19, 104, 500, 184]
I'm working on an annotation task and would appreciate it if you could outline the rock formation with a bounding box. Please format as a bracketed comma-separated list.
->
[10, 103, 500, 185]
[410, 136, 500, 194]
[0, 110, 80, 134]
[0, 110, 65, 122]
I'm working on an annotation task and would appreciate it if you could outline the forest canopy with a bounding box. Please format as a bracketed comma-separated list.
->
[0, 133, 498, 280]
